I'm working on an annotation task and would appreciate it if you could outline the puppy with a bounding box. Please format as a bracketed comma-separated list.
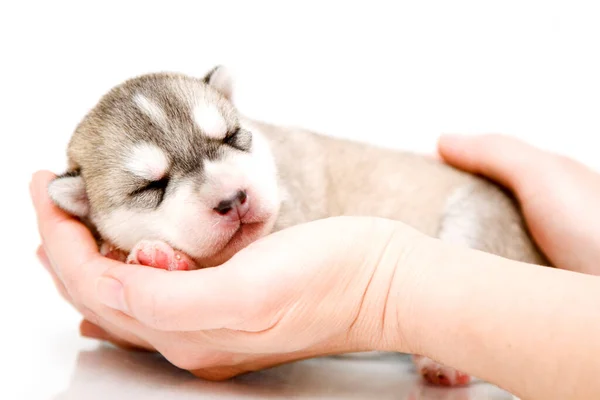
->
[48, 66, 548, 387]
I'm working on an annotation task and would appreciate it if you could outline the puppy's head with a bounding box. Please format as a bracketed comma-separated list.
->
[48, 66, 281, 267]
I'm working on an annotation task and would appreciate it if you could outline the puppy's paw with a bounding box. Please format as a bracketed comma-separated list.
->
[413, 355, 471, 387]
[100, 241, 128, 262]
[126, 240, 195, 271]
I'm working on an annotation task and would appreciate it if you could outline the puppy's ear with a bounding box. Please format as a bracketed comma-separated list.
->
[202, 65, 233, 100]
[47, 170, 90, 217]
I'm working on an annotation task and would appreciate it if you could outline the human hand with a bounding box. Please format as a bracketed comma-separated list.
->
[438, 133, 600, 275]
[31, 170, 423, 380]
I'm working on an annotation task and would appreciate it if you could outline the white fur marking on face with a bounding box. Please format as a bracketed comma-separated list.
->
[96, 123, 281, 265]
[134, 94, 168, 128]
[201, 126, 281, 223]
[438, 183, 481, 248]
[126, 142, 169, 180]
[193, 101, 227, 139]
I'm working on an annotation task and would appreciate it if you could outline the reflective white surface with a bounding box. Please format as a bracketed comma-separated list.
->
[5, 1, 600, 399]
[53, 346, 512, 400]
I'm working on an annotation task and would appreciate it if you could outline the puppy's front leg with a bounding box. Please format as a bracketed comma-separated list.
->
[100, 239, 195, 270]
[126, 240, 196, 271]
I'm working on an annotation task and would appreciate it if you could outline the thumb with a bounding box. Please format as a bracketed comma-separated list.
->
[437, 133, 549, 195]
[96, 261, 261, 332]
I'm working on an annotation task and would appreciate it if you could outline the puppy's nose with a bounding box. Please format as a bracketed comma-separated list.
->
[213, 190, 248, 216]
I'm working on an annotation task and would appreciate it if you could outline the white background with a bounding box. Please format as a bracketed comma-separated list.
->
[1, 1, 599, 398]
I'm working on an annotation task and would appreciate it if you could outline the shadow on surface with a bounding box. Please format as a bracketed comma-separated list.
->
[53, 345, 513, 399]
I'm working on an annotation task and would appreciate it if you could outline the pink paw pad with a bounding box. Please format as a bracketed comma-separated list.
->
[413, 355, 471, 387]
[126, 240, 195, 271]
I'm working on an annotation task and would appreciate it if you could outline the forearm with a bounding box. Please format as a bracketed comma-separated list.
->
[389, 237, 600, 400]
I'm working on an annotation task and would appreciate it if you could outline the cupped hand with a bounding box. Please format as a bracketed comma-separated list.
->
[31, 170, 423, 380]
[439, 134, 600, 275]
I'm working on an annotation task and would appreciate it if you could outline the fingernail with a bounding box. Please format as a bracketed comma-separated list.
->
[97, 277, 129, 314]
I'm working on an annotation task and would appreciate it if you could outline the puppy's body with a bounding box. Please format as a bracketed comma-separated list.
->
[257, 118, 545, 265]
[48, 67, 548, 386]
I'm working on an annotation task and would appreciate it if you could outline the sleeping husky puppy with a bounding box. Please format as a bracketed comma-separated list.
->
[48, 66, 548, 387]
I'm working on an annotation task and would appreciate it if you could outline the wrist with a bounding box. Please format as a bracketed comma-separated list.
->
[376, 232, 486, 356]
[381, 235, 489, 358]
[347, 219, 428, 354]
[373, 232, 438, 355]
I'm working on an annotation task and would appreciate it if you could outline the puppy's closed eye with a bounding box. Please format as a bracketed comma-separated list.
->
[224, 128, 252, 151]
[129, 176, 170, 206]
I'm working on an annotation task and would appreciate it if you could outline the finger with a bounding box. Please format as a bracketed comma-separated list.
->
[437, 133, 550, 195]
[97, 261, 259, 332]
[37, 245, 72, 303]
[38, 245, 109, 329]
[190, 346, 345, 381]
[39, 245, 109, 330]
[30, 171, 125, 301]
[30, 171, 102, 281]
[36, 244, 51, 270]
[79, 319, 154, 351]
[191, 365, 250, 381]
[31, 189, 161, 350]
[96, 217, 382, 333]
[31, 172, 155, 338]
[76, 304, 157, 350]
[79, 319, 113, 340]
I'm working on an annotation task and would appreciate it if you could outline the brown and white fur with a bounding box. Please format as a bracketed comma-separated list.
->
[48, 66, 549, 387]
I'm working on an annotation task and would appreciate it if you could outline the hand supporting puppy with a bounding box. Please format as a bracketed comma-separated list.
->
[32, 134, 600, 400]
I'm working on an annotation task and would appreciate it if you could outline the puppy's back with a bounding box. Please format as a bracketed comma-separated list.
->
[258, 121, 548, 266]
